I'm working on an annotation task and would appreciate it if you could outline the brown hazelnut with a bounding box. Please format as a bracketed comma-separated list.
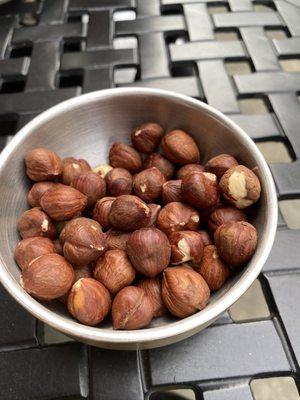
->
[219, 165, 261, 209]
[133, 167, 166, 202]
[106, 229, 131, 251]
[20, 253, 75, 300]
[147, 203, 161, 227]
[109, 195, 151, 231]
[72, 171, 106, 207]
[14, 237, 56, 270]
[182, 172, 220, 209]
[92, 164, 113, 178]
[143, 153, 175, 180]
[197, 230, 213, 246]
[40, 184, 88, 221]
[126, 227, 171, 277]
[214, 221, 258, 268]
[208, 206, 247, 233]
[68, 278, 111, 326]
[53, 238, 63, 255]
[195, 245, 229, 291]
[138, 277, 167, 317]
[93, 249, 136, 295]
[205, 154, 238, 180]
[17, 207, 56, 239]
[93, 197, 115, 229]
[112, 286, 154, 330]
[60, 217, 106, 265]
[162, 180, 183, 204]
[61, 157, 91, 185]
[177, 163, 204, 179]
[156, 202, 200, 236]
[58, 264, 92, 304]
[161, 130, 200, 165]
[109, 142, 142, 173]
[131, 122, 164, 154]
[27, 182, 63, 207]
[105, 167, 132, 196]
[162, 267, 210, 318]
[169, 231, 204, 265]
[25, 148, 63, 182]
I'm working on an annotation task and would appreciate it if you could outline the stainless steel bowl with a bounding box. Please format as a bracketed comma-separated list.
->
[0, 88, 277, 350]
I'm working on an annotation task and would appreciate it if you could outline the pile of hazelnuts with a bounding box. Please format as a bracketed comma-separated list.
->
[15, 123, 261, 329]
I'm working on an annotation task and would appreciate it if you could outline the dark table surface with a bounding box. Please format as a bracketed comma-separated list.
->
[0, 1, 300, 399]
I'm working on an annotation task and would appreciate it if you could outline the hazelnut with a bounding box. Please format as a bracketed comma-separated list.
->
[126, 227, 171, 277]
[177, 163, 204, 179]
[53, 238, 63, 255]
[40, 184, 88, 221]
[219, 165, 261, 209]
[131, 122, 164, 153]
[93, 197, 115, 229]
[14, 237, 56, 270]
[112, 286, 154, 330]
[27, 182, 63, 207]
[133, 167, 166, 202]
[182, 172, 220, 209]
[68, 278, 111, 326]
[72, 171, 106, 207]
[17, 207, 56, 239]
[214, 221, 258, 268]
[61, 157, 91, 185]
[208, 206, 247, 233]
[106, 229, 131, 251]
[92, 164, 113, 178]
[161, 130, 200, 165]
[138, 277, 167, 317]
[205, 154, 238, 180]
[169, 231, 204, 265]
[109, 142, 142, 173]
[162, 267, 210, 318]
[156, 202, 200, 236]
[105, 167, 132, 196]
[197, 230, 213, 247]
[58, 264, 92, 304]
[195, 245, 229, 291]
[147, 203, 161, 227]
[162, 180, 183, 204]
[20, 253, 75, 300]
[25, 148, 63, 182]
[60, 217, 106, 265]
[109, 195, 151, 231]
[93, 249, 136, 295]
[143, 153, 175, 180]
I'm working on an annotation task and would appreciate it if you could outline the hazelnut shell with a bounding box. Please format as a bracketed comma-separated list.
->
[131, 122, 164, 154]
[143, 153, 175, 180]
[138, 277, 167, 317]
[72, 171, 106, 207]
[14, 237, 56, 270]
[25, 148, 63, 182]
[208, 206, 247, 233]
[169, 231, 204, 265]
[93, 197, 115, 228]
[205, 154, 238, 180]
[161, 130, 200, 165]
[182, 172, 220, 209]
[109, 142, 142, 173]
[133, 167, 166, 202]
[61, 157, 91, 185]
[105, 168, 132, 197]
[17, 207, 56, 239]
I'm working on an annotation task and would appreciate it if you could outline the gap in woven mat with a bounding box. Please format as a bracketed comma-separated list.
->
[0, 78, 25, 93]
[58, 71, 83, 88]
[161, 3, 183, 15]
[265, 27, 289, 39]
[165, 32, 188, 45]
[10, 44, 32, 58]
[256, 141, 293, 164]
[279, 200, 300, 230]
[0, 115, 18, 138]
[63, 39, 84, 53]
[251, 377, 300, 400]
[253, 1, 276, 12]
[208, 3, 229, 14]
[279, 57, 300, 72]
[149, 387, 196, 400]
[171, 62, 197, 77]
[67, 12, 89, 23]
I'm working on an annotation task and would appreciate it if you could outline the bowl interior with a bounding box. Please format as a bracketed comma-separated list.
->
[0, 89, 277, 349]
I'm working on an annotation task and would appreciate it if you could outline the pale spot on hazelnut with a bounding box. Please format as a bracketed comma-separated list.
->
[134, 130, 142, 137]
[140, 184, 147, 193]
[41, 219, 49, 232]
[228, 171, 253, 208]
[72, 163, 80, 171]
[20, 276, 24, 288]
[191, 215, 199, 223]
[212, 250, 219, 259]
[91, 225, 98, 231]
[179, 222, 185, 226]
[204, 172, 217, 182]
[141, 203, 150, 215]
[177, 238, 191, 262]
[93, 164, 113, 177]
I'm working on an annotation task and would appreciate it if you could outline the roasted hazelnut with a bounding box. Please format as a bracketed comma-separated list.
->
[126, 227, 171, 277]
[112, 286, 154, 330]
[161, 130, 200, 165]
[92, 164, 113, 178]
[131, 122, 164, 154]
[138, 277, 167, 317]
[195, 245, 229, 291]
[197, 230, 213, 247]
[68, 278, 111, 326]
[205, 154, 238, 180]
[17, 207, 56, 239]
[72, 171, 106, 207]
[105, 167, 132, 196]
[40, 184, 88, 221]
[219, 165, 261, 209]
[25, 148, 63, 182]
[20, 253, 75, 300]
[60, 217, 106, 265]
[208, 206, 247, 233]
[93, 250, 136, 295]
[147, 203, 161, 227]
[177, 164, 204, 179]
[182, 172, 220, 209]
[14, 237, 56, 270]
[162, 267, 210, 318]
[162, 180, 183, 204]
[109, 142, 142, 173]
[28, 182, 63, 207]
[106, 229, 131, 251]
[133, 167, 166, 202]
[109, 195, 151, 231]
[214, 221, 258, 268]
[143, 153, 175, 180]
[156, 202, 200, 236]
[169, 231, 204, 266]
[93, 197, 115, 228]
[61, 157, 91, 185]
[53, 238, 63, 255]
[59, 264, 92, 304]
